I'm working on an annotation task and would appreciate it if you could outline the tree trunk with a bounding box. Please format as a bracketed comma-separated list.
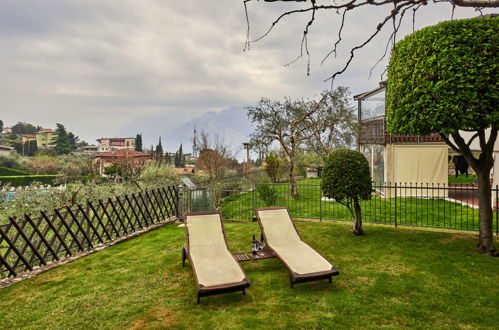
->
[289, 162, 298, 197]
[352, 198, 364, 235]
[476, 168, 497, 256]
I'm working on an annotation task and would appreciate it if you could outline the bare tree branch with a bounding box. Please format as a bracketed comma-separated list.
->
[244, 0, 498, 81]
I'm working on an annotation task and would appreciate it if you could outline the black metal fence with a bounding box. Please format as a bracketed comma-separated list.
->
[0, 186, 180, 279]
[183, 182, 499, 234]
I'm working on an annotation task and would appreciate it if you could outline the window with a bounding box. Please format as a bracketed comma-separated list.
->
[360, 88, 386, 121]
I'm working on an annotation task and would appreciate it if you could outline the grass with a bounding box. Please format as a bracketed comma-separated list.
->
[221, 179, 490, 232]
[448, 174, 476, 184]
[0, 221, 498, 329]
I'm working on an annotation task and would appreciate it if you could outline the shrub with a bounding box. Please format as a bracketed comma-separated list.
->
[138, 164, 179, 188]
[321, 149, 372, 235]
[104, 165, 122, 176]
[0, 154, 28, 171]
[265, 153, 281, 183]
[256, 184, 278, 207]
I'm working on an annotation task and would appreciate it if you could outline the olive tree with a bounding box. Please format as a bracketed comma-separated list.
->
[248, 88, 357, 197]
[321, 149, 372, 235]
[386, 16, 499, 255]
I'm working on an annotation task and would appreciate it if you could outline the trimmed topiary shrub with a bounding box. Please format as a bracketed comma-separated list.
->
[386, 16, 499, 255]
[387, 17, 498, 136]
[321, 149, 372, 235]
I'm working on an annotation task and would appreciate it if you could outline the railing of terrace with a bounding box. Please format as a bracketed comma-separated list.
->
[0, 186, 180, 279]
[183, 182, 499, 234]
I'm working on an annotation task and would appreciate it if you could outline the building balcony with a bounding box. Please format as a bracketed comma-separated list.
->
[359, 116, 444, 145]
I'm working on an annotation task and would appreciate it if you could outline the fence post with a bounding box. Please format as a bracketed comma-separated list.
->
[252, 185, 256, 211]
[496, 185, 498, 236]
[394, 182, 397, 228]
[319, 188, 323, 222]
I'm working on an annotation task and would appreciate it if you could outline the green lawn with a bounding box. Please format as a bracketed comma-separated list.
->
[448, 174, 476, 184]
[0, 222, 498, 329]
[221, 179, 491, 232]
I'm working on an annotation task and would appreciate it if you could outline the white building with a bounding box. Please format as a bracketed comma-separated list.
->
[355, 82, 448, 197]
[96, 137, 135, 153]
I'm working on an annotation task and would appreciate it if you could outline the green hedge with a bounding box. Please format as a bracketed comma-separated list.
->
[387, 16, 499, 135]
[0, 166, 29, 176]
[0, 175, 60, 187]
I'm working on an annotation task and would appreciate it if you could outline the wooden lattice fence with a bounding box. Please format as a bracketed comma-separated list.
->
[0, 186, 180, 279]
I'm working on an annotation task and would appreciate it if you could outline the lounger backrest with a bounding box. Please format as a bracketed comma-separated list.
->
[257, 208, 301, 245]
[186, 213, 226, 250]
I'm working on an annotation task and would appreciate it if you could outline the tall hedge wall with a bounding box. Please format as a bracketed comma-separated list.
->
[0, 166, 29, 176]
[0, 175, 60, 187]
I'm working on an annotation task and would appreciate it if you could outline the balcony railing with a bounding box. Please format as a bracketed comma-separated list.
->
[359, 116, 444, 144]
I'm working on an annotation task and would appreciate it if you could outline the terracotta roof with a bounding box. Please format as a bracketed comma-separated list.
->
[96, 149, 150, 158]
[37, 129, 55, 133]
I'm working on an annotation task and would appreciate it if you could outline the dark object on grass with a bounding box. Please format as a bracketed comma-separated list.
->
[453, 156, 469, 178]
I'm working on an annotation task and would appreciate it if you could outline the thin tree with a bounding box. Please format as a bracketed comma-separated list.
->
[135, 133, 143, 152]
[155, 137, 164, 164]
[178, 144, 184, 167]
[196, 130, 235, 184]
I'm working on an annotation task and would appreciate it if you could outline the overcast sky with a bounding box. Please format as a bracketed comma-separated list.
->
[0, 1, 492, 147]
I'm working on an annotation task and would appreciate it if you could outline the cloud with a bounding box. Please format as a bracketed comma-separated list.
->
[0, 0, 492, 146]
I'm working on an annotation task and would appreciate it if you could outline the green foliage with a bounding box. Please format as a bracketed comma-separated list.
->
[135, 133, 143, 152]
[54, 123, 78, 155]
[11, 122, 38, 135]
[386, 17, 499, 135]
[20, 140, 37, 157]
[265, 152, 281, 183]
[448, 174, 477, 184]
[0, 175, 60, 187]
[104, 165, 122, 176]
[174, 144, 184, 168]
[27, 154, 61, 174]
[138, 164, 179, 188]
[0, 154, 28, 171]
[256, 184, 278, 207]
[0, 166, 29, 176]
[321, 149, 372, 204]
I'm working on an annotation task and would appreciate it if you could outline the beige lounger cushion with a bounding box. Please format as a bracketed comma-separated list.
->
[187, 214, 246, 287]
[257, 209, 332, 275]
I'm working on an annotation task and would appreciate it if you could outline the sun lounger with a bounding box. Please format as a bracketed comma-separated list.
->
[255, 207, 339, 287]
[182, 211, 250, 303]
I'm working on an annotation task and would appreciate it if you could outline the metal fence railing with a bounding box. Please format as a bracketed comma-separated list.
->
[183, 182, 499, 234]
[0, 186, 180, 279]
